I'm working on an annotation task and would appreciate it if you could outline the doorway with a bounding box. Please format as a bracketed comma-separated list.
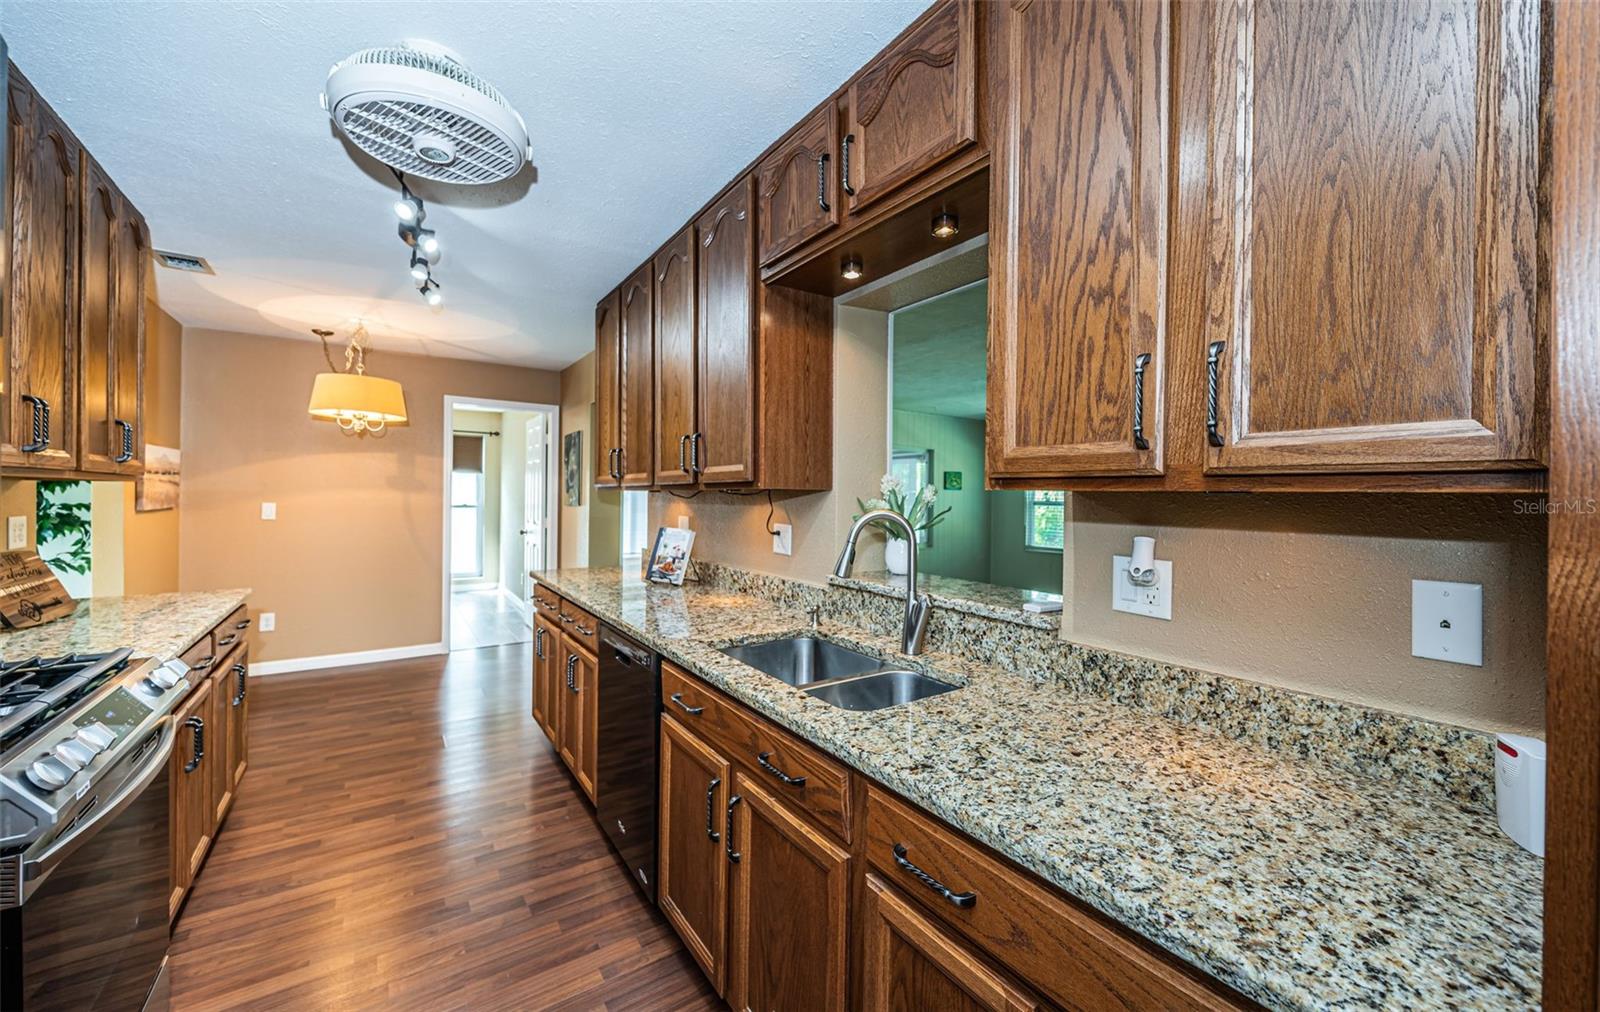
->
[443, 396, 559, 652]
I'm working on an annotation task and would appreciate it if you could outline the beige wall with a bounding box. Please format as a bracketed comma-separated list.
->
[650, 303, 890, 578]
[0, 479, 37, 549]
[558, 352, 622, 568]
[179, 328, 559, 663]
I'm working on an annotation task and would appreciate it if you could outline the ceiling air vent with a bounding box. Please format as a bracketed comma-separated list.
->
[153, 250, 214, 275]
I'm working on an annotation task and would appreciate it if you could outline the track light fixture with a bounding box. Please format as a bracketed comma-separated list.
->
[393, 181, 424, 224]
[391, 169, 445, 301]
[410, 254, 430, 283]
[420, 278, 443, 306]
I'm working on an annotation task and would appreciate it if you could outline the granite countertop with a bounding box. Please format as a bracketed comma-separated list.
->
[829, 569, 1063, 630]
[0, 590, 251, 663]
[534, 567, 1541, 1011]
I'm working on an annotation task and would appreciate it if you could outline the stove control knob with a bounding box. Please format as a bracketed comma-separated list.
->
[76, 723, 117, 752]
[53, 740, 94, 770]
[26, 756, 72, 791]
[149, 668, 180, 690]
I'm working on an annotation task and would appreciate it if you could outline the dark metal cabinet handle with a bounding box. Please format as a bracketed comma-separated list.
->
[669, 692, 704, 716]
[614, 447, 623, 480]
[235, 619, 252, 630]
[575, 623, 595, 638]
[114, 419, 134, 462]
[816, 153, 830, 212]
[705, 776, 722, 842]
[565, 654, 578, 692]
[192, 655, 216, 671]
[725, 794, 742, 863]
[1132, 352, 1152, 451]
[841, 134, 856, 196]
[1206, 341, 1226, 447]
[534, 625, 545, 659]
[690, 432, 703, 475]
[183, 716, 205, 773]
[678, 433, 689, 473]
[756, 751, 807, 787]
[892, 843, 976, 909]
[232, 662, 247, 706]
[20, 395, 48, 452]
[217, 633, 238, 648]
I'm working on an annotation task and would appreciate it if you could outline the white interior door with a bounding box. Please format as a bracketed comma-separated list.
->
[523, 414, 549, 622]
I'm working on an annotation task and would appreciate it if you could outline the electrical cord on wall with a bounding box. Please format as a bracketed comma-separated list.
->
[662, 487, 778, 535]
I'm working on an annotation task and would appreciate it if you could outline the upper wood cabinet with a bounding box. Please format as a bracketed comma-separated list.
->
[110, 205, 147, 475]
[78, 157, 146, 477]
[695, 179, 758, 485]
[653, 226, 697, 486]
[618, 263, 654, 487]
[756, 106, 840, 267]
[843, 0, 977, 214]
[4, 65, 80, 473]
[1202, 0, 1544, 475]
[987, 0, 1170, 479]
[594, 289, 621, 488]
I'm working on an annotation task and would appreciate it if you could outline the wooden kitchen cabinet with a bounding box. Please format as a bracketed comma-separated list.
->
[986, 0, 1169, 480]
[532, 609, 560, 743]
[842, 0, 977, 215]
[225, 646, 250, 796]
[693, 178, 758, 485]
[4, 64, 80, 473]
[727, 772, 851, 1012]
[860, 873, 1042, 1012]
[1201, 0, 1544, 475]
[594, 289, 622, 487]
[169, 675, 213, 921]
[208, 651, 236, 827]
[618, 262, 654, 487]
[658, 714, 731, 996]
[111, 201, 147, 475]
[77, 159, 146, 478]
[558, 626, 597, 803]
[756, 105, 840, 267]
[653, 226, 697, 486]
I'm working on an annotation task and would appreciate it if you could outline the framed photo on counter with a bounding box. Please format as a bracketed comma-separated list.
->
[646, 527, 695, 586]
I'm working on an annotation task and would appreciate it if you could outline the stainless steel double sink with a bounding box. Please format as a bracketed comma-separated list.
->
[718, 636, 957, 711]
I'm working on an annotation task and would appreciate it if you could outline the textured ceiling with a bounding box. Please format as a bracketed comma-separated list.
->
[892, 281, 987, 419]
[3, 0, 928, 369]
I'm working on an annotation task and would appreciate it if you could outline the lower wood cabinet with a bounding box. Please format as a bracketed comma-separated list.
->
[860, 873, 1042, 1012]
[532, 610, 559, 741]
[559, 630, 598, 803]
[658, 714, 731, 996]
[727, 772, 851, 1012]
[168, 674, 213, 921]
[531, 591, 598, 805]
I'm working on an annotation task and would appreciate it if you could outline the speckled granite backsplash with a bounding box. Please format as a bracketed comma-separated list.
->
[693, 562, 1495, 814]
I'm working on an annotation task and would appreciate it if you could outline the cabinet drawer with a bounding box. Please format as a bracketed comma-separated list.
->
[558, 598, 600, 646]
[661, 663, 852, 842]
[533, 583, 561, 615]
[213, 604, 250, 654]
[179, 631, 218, 676]
[864, 787, 1246, 1011]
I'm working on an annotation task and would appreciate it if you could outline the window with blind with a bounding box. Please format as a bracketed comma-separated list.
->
[451, 435, 486, 577]
[1024, 490, 1065, 551]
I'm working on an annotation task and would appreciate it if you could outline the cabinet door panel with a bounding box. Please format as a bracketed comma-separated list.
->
[861, 874, 1043, 1012]
[532, 612, 558, 742]
[576, 640, 597, 803]
[987, 0, 1170, 477]
[169, 677, 212, 921]
[659, 715, 731, 996]
[227, 647, 249, 794]
[728, 773, 849, 1012]
[595, 290, 621, 487]
[208, 662, 234, 827]
[7, 70, 79, 471]
[654, 227, 697, 486]
[695, 178, 757, 484]
[845, 0, 977, 213]
[78, 160, 118, 473]
[619, 263, 655, 487]
[1204, 0, 1543, 473]
[112, 206, 146, 474]
[756, 107, 840, 266]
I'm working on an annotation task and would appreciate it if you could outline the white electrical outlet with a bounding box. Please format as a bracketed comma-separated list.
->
[772, 523, 793, 556]
[6, 516, 26, 550]
[1111, 555, 1172, 620]
[1412, 579, 1483, 666]
[261, 502, 277, 520]
[258, 612, 276, 632]
[677, 515, 690, 530]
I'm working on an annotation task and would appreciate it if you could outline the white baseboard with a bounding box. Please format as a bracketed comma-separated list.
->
[249, 641, 446, 677]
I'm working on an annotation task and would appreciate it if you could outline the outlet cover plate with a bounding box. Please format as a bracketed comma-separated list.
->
[258, 612, 276, 633]
[261, 502, 277, 521]
[6, 516, 26, 550]
[772, 523, 793, 557]
[1412, 580, 1483, 666]
[1111, 555, 1172, 620]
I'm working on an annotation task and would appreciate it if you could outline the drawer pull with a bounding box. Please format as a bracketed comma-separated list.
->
[1206, 341, 1226, 447]
[232, 662, 247, 706]
[705, 776, 722, 842]
[1132, 352, 1151, 450]
[114, 419, 134, 462]
[20, 394, 48, 453]
[217, 633, 238, 648]
[183, 716, 205, 773]
[892, 843, 977, 909]
[816, 152, 830, 213]
[669, 692, 704, 716]
[756, 751, 807, 787]
[235, 619, 252, 630]
[841, 133, 856, 196]
[534, 625, 545, 659]
[191, 655, 216, 671]
[576, 623, 595, 638]
[726, 794, 742, 863]
[566, 654, 578, 692]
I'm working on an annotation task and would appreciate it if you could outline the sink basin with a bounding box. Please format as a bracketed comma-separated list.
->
[802, 670, 958, 711]
[719, 636, 886, 687]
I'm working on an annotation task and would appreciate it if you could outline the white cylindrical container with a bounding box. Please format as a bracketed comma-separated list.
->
[1128, 536, 1157, 584]
[1495, 733, 1546, 857]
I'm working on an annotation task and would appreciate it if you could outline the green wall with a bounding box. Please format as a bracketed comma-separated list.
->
[988, 490, 1064, 594]
[891, 410, 989, 582]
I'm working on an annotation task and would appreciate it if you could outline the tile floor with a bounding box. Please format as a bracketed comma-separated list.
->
[450, 587, 533, 650]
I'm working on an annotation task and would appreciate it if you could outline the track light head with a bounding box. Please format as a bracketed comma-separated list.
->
[409, 254, 430, 283]
[418, 229, 439, 256]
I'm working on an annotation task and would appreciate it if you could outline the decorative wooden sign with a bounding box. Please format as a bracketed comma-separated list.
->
[0, 550, 77, 629]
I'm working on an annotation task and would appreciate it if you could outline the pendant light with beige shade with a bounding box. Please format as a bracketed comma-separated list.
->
[306, 323, 408, 436]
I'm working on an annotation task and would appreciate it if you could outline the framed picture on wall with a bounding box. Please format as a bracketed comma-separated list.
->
[563, 431, 582, 507]
[136, 445, 180, 512]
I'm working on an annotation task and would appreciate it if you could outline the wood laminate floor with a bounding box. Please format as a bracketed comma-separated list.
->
[168, 642, 720, 1011]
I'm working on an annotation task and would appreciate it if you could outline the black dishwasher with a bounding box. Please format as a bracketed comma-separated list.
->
[595, 625, 660, 902]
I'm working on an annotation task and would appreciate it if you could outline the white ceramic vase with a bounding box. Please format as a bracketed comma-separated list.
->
[884, 537, 910, 576]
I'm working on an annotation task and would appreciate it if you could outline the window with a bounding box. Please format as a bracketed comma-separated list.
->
[1024, 490, 1065, 551]
[451, 444, 486, 577]
[890, 449, 933, 546]
[621, 490, 650, 561]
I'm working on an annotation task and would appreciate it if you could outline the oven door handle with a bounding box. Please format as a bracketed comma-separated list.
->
[16, 718, 175, 904]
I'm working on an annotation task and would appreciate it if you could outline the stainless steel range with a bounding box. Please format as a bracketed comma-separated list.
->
[0, 647, 194, 1011]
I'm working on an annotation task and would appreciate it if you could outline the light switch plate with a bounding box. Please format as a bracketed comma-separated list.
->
[258, 612, 276, 632]
[1412, 579, 1483, 666]
[1111, 555, 1172, 620]
[6, 516, 26, 550]
[676, 515, 690, 530]
[772, 523, 793, 557]
[260, 502, 277, 521]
